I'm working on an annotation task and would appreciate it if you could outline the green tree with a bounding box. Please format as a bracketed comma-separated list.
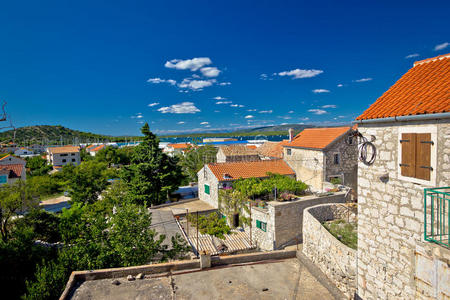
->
[121, 123, 185, 206]
[25, 156, 52, 177]
[179, 145, 217, 182]
[27, 175, 63, 197]
[0, 180, 38, 242]
[67, 161, 109, 204]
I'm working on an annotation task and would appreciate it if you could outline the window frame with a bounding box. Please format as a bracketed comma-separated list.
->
[256, 220, 267, 232]
[333, 153, 340, 165]
[286, 148, 292, 156]
[397, 125, 437, 186]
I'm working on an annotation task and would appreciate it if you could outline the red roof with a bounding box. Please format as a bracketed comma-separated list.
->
[168, 143, 191, 149]
[356, 53, 450, 120]
[0, 164, 24, 178]
[90, 144, 106, 152]
[285, 127, 351, 150]
[207, 159, 294, 181]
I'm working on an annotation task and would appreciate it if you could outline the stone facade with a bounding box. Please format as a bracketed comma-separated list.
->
[357, 120, 450, 299]
[197, 166, 220, 208]
[283, 134, 358, 192]
[303, 203, 357, 299]
[245, 192, 347, 250]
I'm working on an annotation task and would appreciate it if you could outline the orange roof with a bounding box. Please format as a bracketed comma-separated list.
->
[48, 146, 80, 154]
[357, 53, 450, 120]
[285, 127, 351, 150]
[257, 141, 288, 159]
[0, 164, 24, 178]
[168, 143, 191, 149]
[219, 145, 259, 156]
[0, 154, 12, 161]
[207, 159, 294, 181]
[246, 145, 257, 150]
[90, 144, 106, 152]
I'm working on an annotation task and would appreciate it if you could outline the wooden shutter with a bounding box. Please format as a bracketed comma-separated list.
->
[400, 133, 416, 177]
[415, 133, 432, 181]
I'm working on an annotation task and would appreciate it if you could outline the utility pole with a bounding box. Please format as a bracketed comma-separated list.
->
[249, 201, 252, 246]
[196, 211, 199, 258]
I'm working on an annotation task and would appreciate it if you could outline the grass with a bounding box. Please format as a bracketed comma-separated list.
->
[323, 219, 357, 250]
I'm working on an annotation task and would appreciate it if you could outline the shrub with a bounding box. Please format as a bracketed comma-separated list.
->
[188, 212, 231, 239]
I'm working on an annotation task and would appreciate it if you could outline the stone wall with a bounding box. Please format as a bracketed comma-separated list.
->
[197, 166, 219, 208]
[324, 134, 358, 191]
[245, 192, 347, 250]
[415, 241, 450, 299]
[357, 120, 450, 299]
[283, 147, 325, 191]
[303, 203, 357, 298]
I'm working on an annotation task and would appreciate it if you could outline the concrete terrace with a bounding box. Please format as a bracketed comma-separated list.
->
[69, 258, 341, 300]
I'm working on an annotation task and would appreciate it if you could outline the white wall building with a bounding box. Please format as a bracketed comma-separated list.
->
[47, 146, 81, 167]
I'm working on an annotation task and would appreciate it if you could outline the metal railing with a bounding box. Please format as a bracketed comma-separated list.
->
[424, 187, 450, 248]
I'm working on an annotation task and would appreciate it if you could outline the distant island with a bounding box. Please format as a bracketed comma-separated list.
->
[0, 124, 336, 144]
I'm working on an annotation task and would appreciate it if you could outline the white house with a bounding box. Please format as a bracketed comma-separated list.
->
[14, 147, 35, 157]
[47, 146, 81, 167]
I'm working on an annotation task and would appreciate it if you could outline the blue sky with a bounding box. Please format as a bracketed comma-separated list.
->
[0, 0, 449, 136]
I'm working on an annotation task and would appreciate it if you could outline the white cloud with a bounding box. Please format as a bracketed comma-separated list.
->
[214, 110, 220, 113]
[288, 110, 294, 114]
[216, 101, 232, 104]
[247, 109, 257, 112]
[337, 84, 343, 87]
[218, 82, 231, 86]
[157, 102, 200, 114]
[148, 102, 160, 107]
[136, 115, 143, 119]
[178, 78, 216, 90]
[230, 104, 245, 108]
[278, 116, 292, 120]
[308, 109, 327, 115]
[434, 42, 449, 51]
[239, 105, 244, 108]
[405, 53, 420, 59]
[164, 57, 212, 71]
[213, 96, 226, 100]
[300, 117, 309, 121]
[147, 78, 177, 85]
[354, 78, 372, 82]
[200, 67, 221, 77]
[245, 115, 254, 119]
[322, 104, 336, 108]
[312, 89, 330, 93]
[260, 73, 268, 80]
[277, 69, 323, 79]
[177, 121, 185, 124]
[200, 121, 209, 125]
[259, 110, 273, 114]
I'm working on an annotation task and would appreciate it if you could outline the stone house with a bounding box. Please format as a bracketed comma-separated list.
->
[216, 145, 261, 163]
[0, 155, 27, 184]
[197, 159, 295, 208]
[163, 143, 192, 156]
[283, 126, 358, 192]
[47, 146, 81, 167]
[354, 53, 450, 299]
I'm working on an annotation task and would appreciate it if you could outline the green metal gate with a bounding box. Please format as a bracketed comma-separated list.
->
[424, 187, 450, 248]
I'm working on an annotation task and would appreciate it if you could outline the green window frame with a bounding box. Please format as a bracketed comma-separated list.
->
[256, 220, 267, 232]
[204, 184, 210, 195]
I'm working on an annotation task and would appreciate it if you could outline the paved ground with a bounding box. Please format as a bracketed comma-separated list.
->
[70, 258, 338, 300]
[155, 199, 215, 216]
[149, 210, 185, 248]
[39, 195, 71, 213]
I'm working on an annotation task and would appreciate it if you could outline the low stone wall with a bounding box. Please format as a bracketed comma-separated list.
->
[246, 192, 347, 251]
[415, 241, 450, 299]
[303, 203, 357, 298]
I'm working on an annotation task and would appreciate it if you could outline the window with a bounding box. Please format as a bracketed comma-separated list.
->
[71, 158, 76, 162]
[400, 133, 433, 181]
[333, 153, 340, 165]
[287, 149, 291, 155]
[256, 220, 267, 232]
[62, 159, 66, 163]
[60, 154, 68, 157]
[204, 184, 210, 195]
[71, 153, 75, 156]
[347, 136, 353, 145]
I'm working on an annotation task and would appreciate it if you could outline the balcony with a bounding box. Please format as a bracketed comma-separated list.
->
[424, 187, 450, 248]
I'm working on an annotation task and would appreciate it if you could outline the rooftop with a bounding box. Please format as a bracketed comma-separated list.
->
[168, 143, 192, 149]
[0, 164, 24, 178]
[356, 53, 450, 120]
[284, 127, 351, 150]
[218, 144, 259, 156]
[48, 146, 80, 154]
[257, 141, 288, 158]
[90, 144, 106, 152]
[68, 258, 336, 300]
[207, 159, 294, 181]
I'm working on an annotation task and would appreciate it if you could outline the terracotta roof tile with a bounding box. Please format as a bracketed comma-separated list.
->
[219, 145, 259, 156]
[285, 127, 351, 150]
[0, 164, 24, 178]
[356, 53, 450, 120]
[207, 159, 294, 181]
[90, 144, 106, 152]
[168, 143, 191, 149]
[257, 141, 288, 159]
[48, 146, 80, 154]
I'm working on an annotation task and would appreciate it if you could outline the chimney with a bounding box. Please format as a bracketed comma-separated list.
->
[288, 128, 294, 142]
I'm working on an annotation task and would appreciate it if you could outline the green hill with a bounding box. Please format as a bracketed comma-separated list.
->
[0, 125, 137, 145]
